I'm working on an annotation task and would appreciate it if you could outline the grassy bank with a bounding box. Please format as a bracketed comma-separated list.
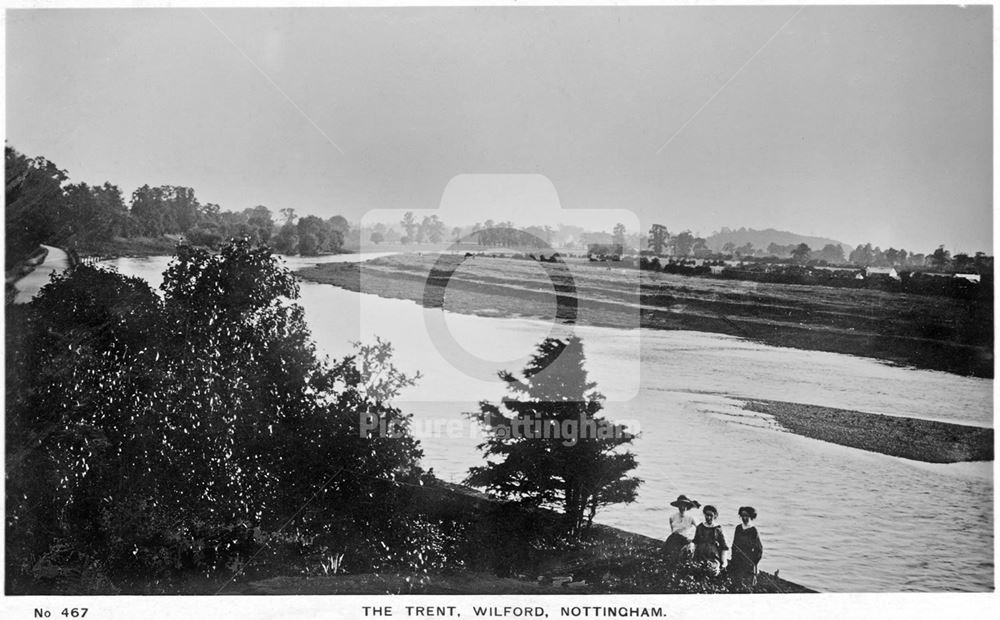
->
[73, 235, 182, 258]
[74, 236, 360, 260]
[741, 399, 992, 463]
[296, 253, 993, 378]
[19, 479, 813, 595]
[227, 481, 814, 595]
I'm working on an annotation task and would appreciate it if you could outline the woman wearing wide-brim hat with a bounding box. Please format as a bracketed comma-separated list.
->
[661, 495, 699, 566]
[729, 506, 763, 584]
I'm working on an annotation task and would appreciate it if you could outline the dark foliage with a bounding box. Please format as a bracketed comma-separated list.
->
[5, 145, 350, 265]
[5, 240, 430, 593]
[5, 146, 70, 269]
[466, 335, 641, 536]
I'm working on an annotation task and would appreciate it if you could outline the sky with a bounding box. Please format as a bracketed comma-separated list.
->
[5, 5, 993, 253]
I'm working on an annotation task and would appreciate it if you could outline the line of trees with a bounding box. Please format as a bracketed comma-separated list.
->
[387, 215, 556, 249]
[645, 224, 710, 258]
[643, 222, 990, 273]
[5, 145, 351, 269]
[367, 218, 637, 251]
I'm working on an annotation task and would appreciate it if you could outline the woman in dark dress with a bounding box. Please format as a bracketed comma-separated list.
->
[692, 505, 728, 576]
[729, 506, 763, 584]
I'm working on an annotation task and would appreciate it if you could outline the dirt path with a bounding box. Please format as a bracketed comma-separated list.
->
[12, 245, 70, 304]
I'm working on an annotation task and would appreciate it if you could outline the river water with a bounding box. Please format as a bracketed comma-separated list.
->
[103, 254, 993, 593]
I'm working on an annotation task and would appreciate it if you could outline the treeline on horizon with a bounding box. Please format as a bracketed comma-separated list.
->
[6, 144, 989, 276]
[4, 145, 353, 270]
[642, 224, 990, 274]
[375, 218, 990, 275]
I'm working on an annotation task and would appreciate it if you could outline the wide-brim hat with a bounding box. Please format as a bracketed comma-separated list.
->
[670, 494, 695, 508]
[738, 506, 758, 520]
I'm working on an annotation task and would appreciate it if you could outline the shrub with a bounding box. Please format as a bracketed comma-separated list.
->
[5, 240, 426, 592]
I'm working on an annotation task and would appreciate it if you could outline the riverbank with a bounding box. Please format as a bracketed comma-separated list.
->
[20, 479, 813, 595]
[216, 481, 815, 595]
[73, 235, 182, 258]
[73, 236, 361, 260]
[740, 399, 992, 463]
[296, 253, 993, 378]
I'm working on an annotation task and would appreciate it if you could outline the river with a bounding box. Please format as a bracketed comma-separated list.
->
[102, 253, 992, 593]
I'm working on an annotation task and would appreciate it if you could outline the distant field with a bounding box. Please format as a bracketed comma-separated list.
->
[345, 241, 576, 255]
[298, 253, 993, 377]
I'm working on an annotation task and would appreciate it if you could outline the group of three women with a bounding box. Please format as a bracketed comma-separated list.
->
[662, 494, 763, 582]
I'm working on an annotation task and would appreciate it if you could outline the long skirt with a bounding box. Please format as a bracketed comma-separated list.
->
[661, 532, 694, 566]
[729, 552, 758, 582]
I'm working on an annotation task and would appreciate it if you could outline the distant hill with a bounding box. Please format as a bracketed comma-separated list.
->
[705, 228, 851, 255]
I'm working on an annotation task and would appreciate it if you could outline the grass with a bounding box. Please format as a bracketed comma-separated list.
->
[18, 479, 814, 595]
[297, 253, 993, 377]
[226, 481, 814, 595]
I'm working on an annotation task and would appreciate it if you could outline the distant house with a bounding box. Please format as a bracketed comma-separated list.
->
[709, 265, 725, 275]
[864, 266, 900, 280]
[955, 273, 982, 284]
[587, 243, 623, 261]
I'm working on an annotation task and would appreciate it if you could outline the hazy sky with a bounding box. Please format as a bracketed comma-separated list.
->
[5, 6, 993, 253]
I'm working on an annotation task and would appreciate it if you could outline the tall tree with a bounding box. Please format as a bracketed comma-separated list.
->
[818, 243, 846, 264]
[930, 245, 951, 269]
[63, 182, 128, 243]
[279, 207, 297, 226]
[244, 205, 274, 244]
[421, 215, 446, 243]
[612, 223, 627, 250]
[692, 236, 709, 257]
[5, 146, 70, 267]
[466, 336, 640, 536]
[272, 222, 299, 254]
[849, 243, 875, 266]
[296, 215, 343, 255]
[328, 215, 350, 237]
[791, 243, 812, 264]
[672, 231, 696, 257]
[401, 212, 417, 240]
[648, 224, 670, 256]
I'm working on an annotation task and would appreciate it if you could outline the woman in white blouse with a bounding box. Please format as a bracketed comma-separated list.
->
[661, 494, 700, 565]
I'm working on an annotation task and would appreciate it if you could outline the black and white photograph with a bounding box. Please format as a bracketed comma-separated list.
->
[2, 2, 995, 617]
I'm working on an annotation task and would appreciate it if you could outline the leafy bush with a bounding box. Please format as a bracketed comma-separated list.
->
[5, 240, 427, 592]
